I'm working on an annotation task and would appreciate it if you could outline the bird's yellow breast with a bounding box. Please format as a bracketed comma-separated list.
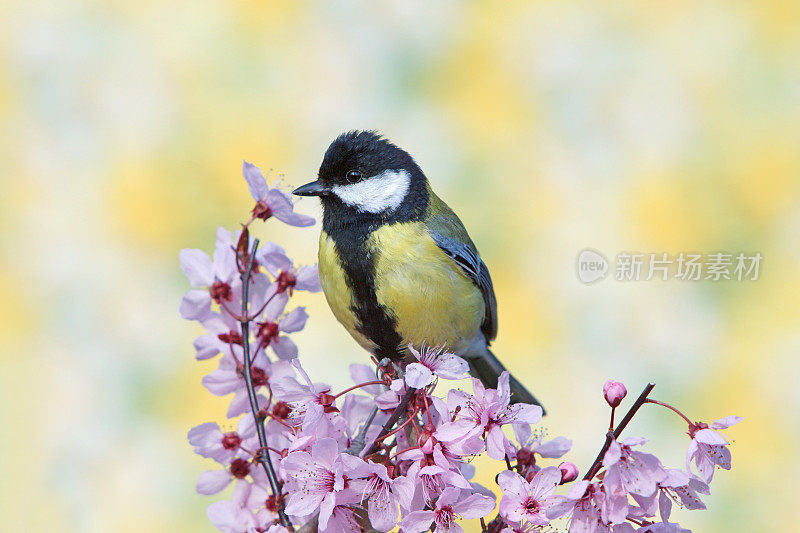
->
[318, 231, 378, 353]
[318, 221, 484, 357]
[370, 222, 484, 353]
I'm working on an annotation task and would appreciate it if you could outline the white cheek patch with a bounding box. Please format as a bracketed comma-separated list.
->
[331, 169, 411, 213]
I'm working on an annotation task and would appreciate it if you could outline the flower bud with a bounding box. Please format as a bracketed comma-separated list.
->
[558, 461, 579, 484]
[417, 429, 437, 454]
[603, 380, 627, 407]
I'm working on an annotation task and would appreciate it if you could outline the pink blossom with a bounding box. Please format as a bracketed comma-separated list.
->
[548, 481, 628, 532]
[197, 458, 257, 495]
[615, 523, 691, 533]
[403, 459, 473, 505]
[603, 437, 667, 497]
[686, 415, 742, 483]
[603, 380, 627, 408]
[188, 418, 257, 464]
[320, 503, 362, 533]
[512, 424, 572, 475]
[347, 460, 413, 531]
[202, 352, 293, 418]
[243, 161, 315, 227]
[436, 372, 543, 460]
[404, 344, 468, 388]
[258, 245, 322, 295]
[374, 378, 408, 410]
[271, 359, 336, 432]
[255, 305, 309, 360]
[630, 469, 708, 523]
[179, 228, 240, 320]
[282, 438, 365, 529]
[194, 309, 244, 360]
[498, 467, 563, 526]
[206, 480, 275, 533]
[400, 487, 495, 533]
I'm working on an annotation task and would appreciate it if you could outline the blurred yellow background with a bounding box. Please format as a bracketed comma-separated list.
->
[1, 1, 798, 531]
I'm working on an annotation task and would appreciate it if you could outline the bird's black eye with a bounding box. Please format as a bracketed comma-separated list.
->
[345, 170, 363, 183]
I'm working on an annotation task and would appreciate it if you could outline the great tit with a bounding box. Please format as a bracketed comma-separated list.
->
[293, 131, 542, 407]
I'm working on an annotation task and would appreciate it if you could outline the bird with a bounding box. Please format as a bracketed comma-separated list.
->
[292, 130, 542, 407]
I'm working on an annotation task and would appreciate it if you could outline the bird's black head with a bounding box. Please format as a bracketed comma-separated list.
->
[293, 131, 428, 222]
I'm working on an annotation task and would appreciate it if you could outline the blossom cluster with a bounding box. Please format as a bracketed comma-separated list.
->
[180, 162, 742, 533]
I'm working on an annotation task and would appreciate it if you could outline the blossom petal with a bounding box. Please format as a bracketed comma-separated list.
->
[368, 487, 399, 532]
[659, 490, 672, 521]
[435, 419, 478, 442]
[603, 440, 622, 468]
[313, 438, 340, 468]
[272, 336, 299, 360]
[349, 364, 383, 395]
[196, 469, 232, 495]
[193, 333, 221, 360]
[497, 470, 529, 500]
[318, 493, 336, 530]
[400, 510, 435, 533]
[267, 189, 315, 227]
[432, 353, 469, 380]
[180, 249, 214, 286]
[485, 426, 508, 460]
[207, 500, 257, 531]
[711, 415, 743, 430]
[213, 227, 238, 282]
[280, 307, 309, 333]
[454, 493, 495, 519]
[243, 161, 268, 201]
[296, 265, 323, 292]
[405, 362, 434, 388]
[180, 290, 212, 320]
[535, 436, 573, 458]
[188, 422, 221, 447]
[694, 428, 729, 445]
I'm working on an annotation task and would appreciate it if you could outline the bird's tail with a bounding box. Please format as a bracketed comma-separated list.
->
[466, 348, 545, 412]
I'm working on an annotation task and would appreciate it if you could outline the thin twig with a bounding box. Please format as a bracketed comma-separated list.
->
[239, 239, 293, 530]
[347, 405, 380, 456]
[645, 398, 694, 426]
[363, 386, 416, 456]
[583, 382, 656, 481]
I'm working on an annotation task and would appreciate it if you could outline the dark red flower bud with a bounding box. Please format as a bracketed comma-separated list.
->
[229, 458, 250, 479]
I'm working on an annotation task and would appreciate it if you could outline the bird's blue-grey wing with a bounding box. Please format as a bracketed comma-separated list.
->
[429, 230, 498, 342]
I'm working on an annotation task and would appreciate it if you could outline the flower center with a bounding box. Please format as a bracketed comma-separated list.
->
[210, 281, 232, 303]
[257, 321, 279, 346]
[252, 200, 273, 221]
[436, 505, 455, 528]
[276, 271, 297, 294]
[217, 331, 243, 345]
[221, 432, 241, 450]
[251, 367, 269, 387]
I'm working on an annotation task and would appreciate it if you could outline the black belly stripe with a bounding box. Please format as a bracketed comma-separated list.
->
[320, 176, 428, 359]
[323, 216, 405, 359]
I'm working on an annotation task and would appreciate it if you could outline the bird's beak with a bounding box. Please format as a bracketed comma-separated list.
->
[292, 180, 330, 197]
